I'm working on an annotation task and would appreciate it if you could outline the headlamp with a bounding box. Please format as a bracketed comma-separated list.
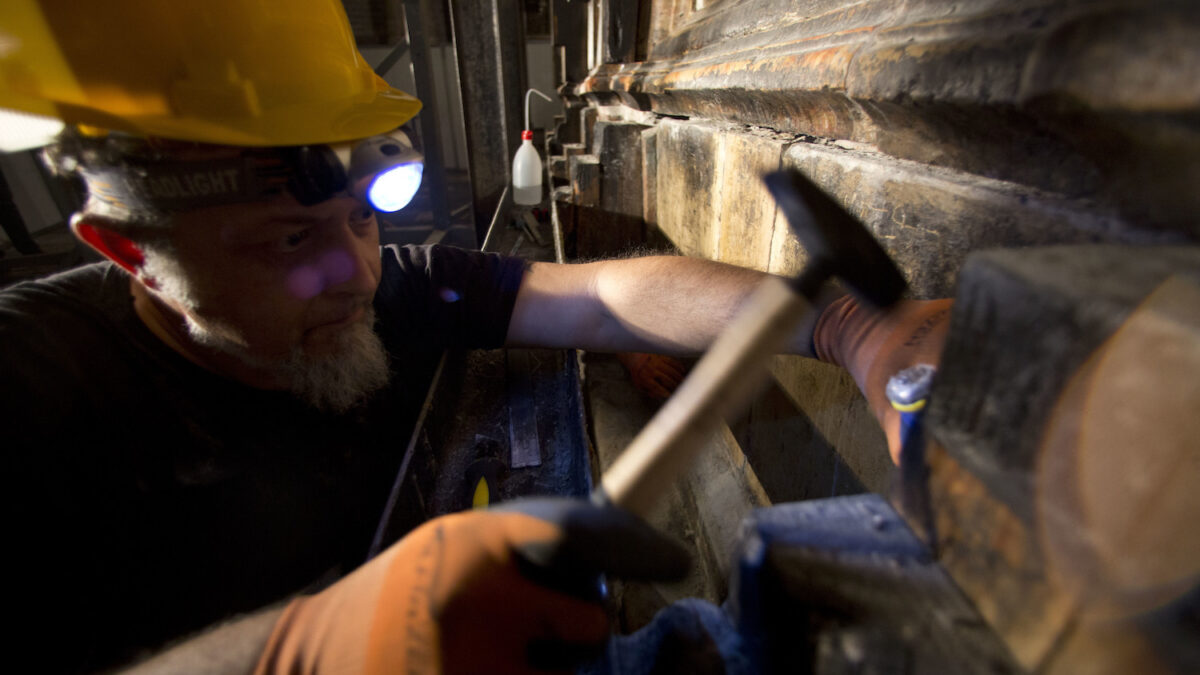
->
[343, 131, 425, 213]
[367, 163, 424, 213]
[77, 129, 425, 215]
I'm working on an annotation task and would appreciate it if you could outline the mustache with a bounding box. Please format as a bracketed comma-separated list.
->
[309, 299, 375, 327]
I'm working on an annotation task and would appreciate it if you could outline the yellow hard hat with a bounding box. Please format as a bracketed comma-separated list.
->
[0, 0, 422, 147]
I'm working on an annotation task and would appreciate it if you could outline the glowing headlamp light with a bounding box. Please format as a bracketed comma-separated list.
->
[338, 130, 425, 213]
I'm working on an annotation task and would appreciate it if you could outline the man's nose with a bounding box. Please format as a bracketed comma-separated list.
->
[285, 222, 378, 300]
[326, 227, 378, 291]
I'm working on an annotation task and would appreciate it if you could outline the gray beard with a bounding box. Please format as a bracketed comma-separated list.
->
[280, 312, 391, 413]
[142, 251, 390, 412]
[185, 308, 391, 414]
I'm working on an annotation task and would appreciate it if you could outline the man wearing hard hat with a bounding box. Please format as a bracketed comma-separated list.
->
[0, 1, 950, 672]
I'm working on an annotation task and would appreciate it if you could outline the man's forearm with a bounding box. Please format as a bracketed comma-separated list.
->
[122, 606, 284, 675]
[592, 256, 773, 354]
[508, 255, 824, 356]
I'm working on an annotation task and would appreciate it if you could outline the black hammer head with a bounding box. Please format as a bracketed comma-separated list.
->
[764, 168, 906, 308]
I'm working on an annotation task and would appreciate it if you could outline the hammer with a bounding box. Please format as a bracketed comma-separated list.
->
[595, 168, 908, 517]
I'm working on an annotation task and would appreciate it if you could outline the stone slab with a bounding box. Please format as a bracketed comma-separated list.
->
[714, 129, 785, 271]
[581, 0, 1200, 235]
[653, 120, 723, 258]
[924, 245, 1200, 670]
[929, 244, 1200, 515]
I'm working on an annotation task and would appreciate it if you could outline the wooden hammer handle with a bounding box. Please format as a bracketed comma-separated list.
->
[598, 276, 810, 517]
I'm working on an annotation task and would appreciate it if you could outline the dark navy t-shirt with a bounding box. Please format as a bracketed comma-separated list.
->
[1, 244, 525, 671]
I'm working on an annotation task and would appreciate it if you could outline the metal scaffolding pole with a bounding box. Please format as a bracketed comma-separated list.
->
[449, 0, 528, 244]
[401, 0, 452, 237]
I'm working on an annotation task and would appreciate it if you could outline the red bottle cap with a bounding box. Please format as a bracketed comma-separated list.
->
[522, 130, 533, 140]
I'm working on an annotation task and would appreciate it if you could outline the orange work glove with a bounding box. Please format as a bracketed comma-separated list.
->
[812, 294, 954, 464]
[255, 498, 688, 675]
[616, 352, 688, 401]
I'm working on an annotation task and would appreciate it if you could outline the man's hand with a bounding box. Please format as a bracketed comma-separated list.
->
[254, 499, 688, 674]
[813, 294, 954, 464]
[616, 352, 688, 400]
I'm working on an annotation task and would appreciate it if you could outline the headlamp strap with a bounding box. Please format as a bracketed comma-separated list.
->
[282, 145, 348, 206]
[80, 147, 347, 214]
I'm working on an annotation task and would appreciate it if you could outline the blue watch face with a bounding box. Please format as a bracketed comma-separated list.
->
[368, 162, 424, 212]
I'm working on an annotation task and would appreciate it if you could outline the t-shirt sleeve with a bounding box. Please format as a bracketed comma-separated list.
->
[374, 244, 527, 349]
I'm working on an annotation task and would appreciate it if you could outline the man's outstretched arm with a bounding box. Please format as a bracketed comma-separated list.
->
[506, 255, 953, 464]
[506, 256, 821, 356]
[121, 607, 285, 675]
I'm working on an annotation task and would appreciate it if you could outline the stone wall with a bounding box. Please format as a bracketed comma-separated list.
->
[552, 0, 1197, 497]
[548, 0, 1199, 666]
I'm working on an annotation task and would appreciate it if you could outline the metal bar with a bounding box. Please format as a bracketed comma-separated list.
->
[372, 41, 409, 78]
[550, 194, 566, 263]
[507, 350, 542, 468]
[519, 208, 545, 246]
[480, 184, 511, 252]
[421, 228, 447, 246]
[402, 0, 452, 235]
[449, 0, 528, 245]
[367, 351, 448, 559]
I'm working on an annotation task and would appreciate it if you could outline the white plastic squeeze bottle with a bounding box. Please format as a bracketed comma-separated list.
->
[513, 88, 553, 206]
[512, 129, 542, 205]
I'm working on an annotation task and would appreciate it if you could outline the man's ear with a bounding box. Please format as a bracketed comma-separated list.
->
[71, 215, 146, 276]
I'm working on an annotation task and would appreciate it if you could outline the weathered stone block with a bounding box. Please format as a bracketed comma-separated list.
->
[569, 121, 651, 257]
[595, 121, 650, 218]
[557, 102, 586, 148]
[653, 120, 1168, 296]
[601, 0, 640, 64]
[846, 23, 1037, 103]
[562, 142, 587, 160]
[925, 446, 1071, 671]
[732, 365, 886, 505]
[929, 244, 1200, 514]
[1019, 6, 1200, 114]
[641, 126, 658, 231]
[714, 129, 785, 272]
[552, 185, 576, 259]
[582, 0, 1200, 235]
[924, 244, 1200, 669]
[653, 120, 722, 258]
[569, 154, 601, 208]
[581, 106, 599, 150]
[651, 121, 895, 517]
[779, 141, 1158, 297]
[766, 355, 892, 497]
[548, 155, 568, 182]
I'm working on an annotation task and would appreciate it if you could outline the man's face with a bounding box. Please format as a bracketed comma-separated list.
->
[162, 192, 384, 364]
[139, 191, 392, 412]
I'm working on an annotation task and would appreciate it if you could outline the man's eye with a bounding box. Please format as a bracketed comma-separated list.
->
[279, 229, 311, 252]
[352, 207, 376, 224]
